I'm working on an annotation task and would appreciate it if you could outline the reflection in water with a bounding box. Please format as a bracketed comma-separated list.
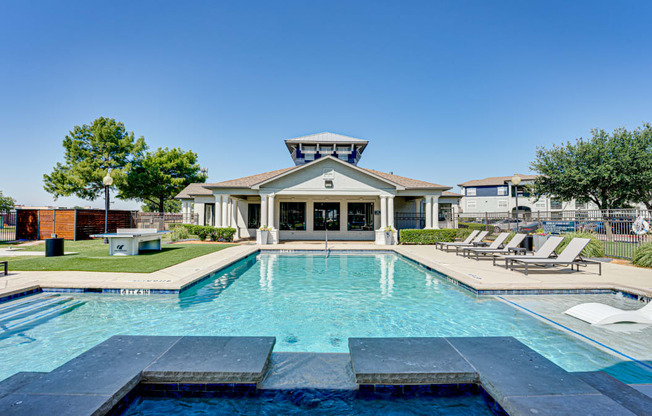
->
[259, 254, 276, 292]
[425, 271, 439, 287]
[379, 255, 395, 297]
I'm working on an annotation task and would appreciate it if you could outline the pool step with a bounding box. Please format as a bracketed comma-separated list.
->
[0, 293, 59, 314]
[0, 300, 84, 334]
[0, 296, 74, 324]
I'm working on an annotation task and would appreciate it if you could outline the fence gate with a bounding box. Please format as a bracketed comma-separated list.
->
[0, 212, 17, 242]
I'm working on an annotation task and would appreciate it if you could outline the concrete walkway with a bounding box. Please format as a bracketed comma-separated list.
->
[1, 242, 651, 299]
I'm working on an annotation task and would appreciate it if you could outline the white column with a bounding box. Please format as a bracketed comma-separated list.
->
[222, 196, 229, 227]
[215, 195, 223, 227]
[260, 195, 268, 228]
[387, 196, 395, 229]
[425, 196, 432, 229]
[415, 198, 423, 228]
[432, 195, 440, 229]
[452, 203, 459, 229]
[380, 196, 388, 229]
[268, 194, 275, 229]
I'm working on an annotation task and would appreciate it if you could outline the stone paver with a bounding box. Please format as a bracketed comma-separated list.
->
[259, 352, 357, 390]
[0, 392, 112, 416]
[502, 393, 636, 416]
[142, 336, 275, 383]
[577, 371, 652, 415]
[349, 337, 477, 385]
[0, 372, 44, 400]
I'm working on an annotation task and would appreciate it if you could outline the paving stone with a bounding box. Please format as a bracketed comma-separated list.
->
[0, 392, 112, 416]
[259, 352, 357, 390]
[20, 335, 181, 396]
[576, 371, 652, 415]
[348, 337, 478, 385]
[502, 393, 636, 416]
[629, 383, 652, 399]
[142, 336, 275, 383]
[446, 337, 597, 402]
[0, 372, 45, 399]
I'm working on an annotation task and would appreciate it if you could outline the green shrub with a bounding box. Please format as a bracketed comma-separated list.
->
[505, 231, 516, 243]
[210, 227, 236, 242]
[179, 224, 237, 242]
[399, 229, 457, 245]
[459, 222, 495, 234]
[632, 243, 652, 268]
[456, 228, 473, 240]
[557, 232, 604, 258]
[170, 225, 191, 242]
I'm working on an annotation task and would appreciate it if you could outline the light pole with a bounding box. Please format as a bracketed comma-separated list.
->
[512, 173, 522, 232]
[103, 171, 113, 244]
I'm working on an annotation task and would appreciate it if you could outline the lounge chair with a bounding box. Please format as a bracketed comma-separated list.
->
[436, 230, 484, 251]
[459, 232, 510, 257]
[464, 233, 527, 261]
[493, 236, 564, 268]
[564, 301, 652, 325]
[435, 229, 479, 250]
[509, 238, 601, 275]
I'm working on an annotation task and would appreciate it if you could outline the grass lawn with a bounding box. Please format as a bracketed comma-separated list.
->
[0, 239, 236, 273]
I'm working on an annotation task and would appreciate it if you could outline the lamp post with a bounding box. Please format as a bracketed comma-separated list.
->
[512, 173, 522, 232]
[103, 171, 113, 244]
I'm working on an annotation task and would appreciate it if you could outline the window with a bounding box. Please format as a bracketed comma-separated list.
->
[511, 186, 530, 198]
[497, 187, 508, 196]
[576, 202, 587, 210]
[247, 204, 260, 228]
[466, 187, 476, 196]
[497, 200, 508, 208]
[314, 202, 340, 231]
[550, 199, 563, 210]
[280, 202, 306, 230]
[535, 201, 546, 208]
[204, 203, 214, 226]
[466, 200, 477, 209]
[347, 203, 374, 231]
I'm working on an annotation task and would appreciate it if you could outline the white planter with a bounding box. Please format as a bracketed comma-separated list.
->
[256, 230, 270, 245]
[376, 230, 396, 245]
[533, 234, 549, 251]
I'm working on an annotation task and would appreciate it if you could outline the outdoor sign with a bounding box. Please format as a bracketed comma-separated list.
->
[542, 221, 576, 234]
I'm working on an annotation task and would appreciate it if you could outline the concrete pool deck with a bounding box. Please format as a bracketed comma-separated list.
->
[1, 241, 651, 300]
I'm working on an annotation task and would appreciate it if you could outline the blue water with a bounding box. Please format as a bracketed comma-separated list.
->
[1, 253, 651, 383]
[123, 390, 495, 416]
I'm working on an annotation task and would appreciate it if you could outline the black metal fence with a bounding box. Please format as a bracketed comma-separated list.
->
[0, 212, 17, 242]
[458, 209, 652, 259]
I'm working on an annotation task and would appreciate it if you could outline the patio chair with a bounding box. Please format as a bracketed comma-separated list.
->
[459, 232, 510, 257]
[509, 238, 601, 276]
[493, 236, 564, 268]
[435, 230, 480, 251]
[464, 233, 527, 261]
[564, 301, 652, 325]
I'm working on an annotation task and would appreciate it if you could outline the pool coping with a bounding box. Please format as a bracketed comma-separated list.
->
[2, 246, 650, 304]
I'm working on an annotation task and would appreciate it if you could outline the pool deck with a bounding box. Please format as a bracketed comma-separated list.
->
[1, 242, 651, 300]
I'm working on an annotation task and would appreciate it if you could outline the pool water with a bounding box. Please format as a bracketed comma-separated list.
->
[123, 390, 496, 416]
[1, 253, 651, 383]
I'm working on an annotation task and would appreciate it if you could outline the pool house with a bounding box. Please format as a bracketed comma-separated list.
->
[177, 132, 461, 244]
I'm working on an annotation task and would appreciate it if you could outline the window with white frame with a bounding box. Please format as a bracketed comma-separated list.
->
[497, 200, 508, 208]
[497, 186, 508, 196]
[535, 201, 546, 208]
[467, 200, 477, 209]
[466, 187, 476, 196]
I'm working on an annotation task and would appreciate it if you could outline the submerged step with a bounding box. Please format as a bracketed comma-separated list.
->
[0, 293, 58, 314]
[0, 300, 84, 333]
[0, 296, 73, 324]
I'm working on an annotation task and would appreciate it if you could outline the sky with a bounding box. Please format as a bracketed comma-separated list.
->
[1, 0, 651, 210]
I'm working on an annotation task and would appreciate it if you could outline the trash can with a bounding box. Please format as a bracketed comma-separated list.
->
[45, 238, 64, 257]
[522, 235, 534, 252]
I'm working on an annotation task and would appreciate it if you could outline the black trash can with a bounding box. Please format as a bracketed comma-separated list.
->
[45, 238, 64, 257]
[522, 235, 534, 252]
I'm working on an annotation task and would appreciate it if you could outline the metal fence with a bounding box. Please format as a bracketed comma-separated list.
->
[458, 209, 652, 259]
[0, 212, 16, 242]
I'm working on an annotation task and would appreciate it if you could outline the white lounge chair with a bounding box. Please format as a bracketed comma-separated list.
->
[493, 236, 564, 268]
[465, 233, 527, 261]
[509, 238, 601, 276]
[459, 232, 510, 257]
[436, 230, 486, 251]
[564, 301, 652, 325]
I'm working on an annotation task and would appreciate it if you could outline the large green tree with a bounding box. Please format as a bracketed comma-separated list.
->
[0, 190, 16, 213]
[626, 123, 652, 209]
[43, 117, 147, 200]
[119, 147, 205, 213]
[530, 127, 641, 210]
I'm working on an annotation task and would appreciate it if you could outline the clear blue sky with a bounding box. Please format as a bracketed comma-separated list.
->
[1, 1, 651, 209]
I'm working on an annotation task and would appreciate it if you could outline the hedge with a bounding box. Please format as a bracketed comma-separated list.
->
[399, 229, 457, 245]
[633, 242, 652, 268]
[176, 224, 237, 242]
[557, 231, 604, 258]
[459, 222, 495, 234]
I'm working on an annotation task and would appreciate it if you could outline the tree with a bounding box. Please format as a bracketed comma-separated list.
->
[530, 127, 638, 210]
[626, 123, 652, 209]
[43, 117, 147, 200]
[141, 199, 182, 213]
[119, 147, 205, 213]
[0, 190, 16, 213]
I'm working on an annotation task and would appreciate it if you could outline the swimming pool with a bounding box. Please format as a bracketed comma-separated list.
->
[1, 252, 651, 383]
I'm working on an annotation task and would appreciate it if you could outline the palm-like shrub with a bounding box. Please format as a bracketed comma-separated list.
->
[557, 232, 604, 258]
[633, 243, 652, 268]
